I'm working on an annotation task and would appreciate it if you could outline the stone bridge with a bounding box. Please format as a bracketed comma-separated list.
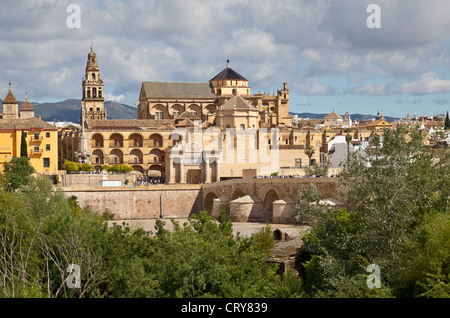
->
[201, 177, 346, 223]
[61, 177, 346, 223]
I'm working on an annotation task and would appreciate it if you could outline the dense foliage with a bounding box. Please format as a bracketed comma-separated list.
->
[298, 125, 450, 298]
[102, 164, 133, 173]
[1, 156, 35, 192]
[62, 160, 94, 173]
[0, 174, 302, 298]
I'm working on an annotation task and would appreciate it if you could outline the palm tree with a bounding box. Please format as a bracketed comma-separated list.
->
[304, 145, 315, 167]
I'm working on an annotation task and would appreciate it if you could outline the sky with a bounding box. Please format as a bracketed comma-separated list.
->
[1, 0, 450, 118]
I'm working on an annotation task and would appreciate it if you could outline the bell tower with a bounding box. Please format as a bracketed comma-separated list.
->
[2, 82, 19, 119]
[81, 44, 106, 122]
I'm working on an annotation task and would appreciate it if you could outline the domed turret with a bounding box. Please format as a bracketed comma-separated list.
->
[209, 59, 250, 96]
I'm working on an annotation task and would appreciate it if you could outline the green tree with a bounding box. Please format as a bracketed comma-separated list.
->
[105, 164, 133, 173]
[305, 163, 329, 177]
[79, 162, 94, 172]
[20, 130, 28, 158]
[62, 160, 94, 173]
[1, 156, 35, 192]
[445, 111, 450, 130]
[345, 129, 352, 172]
[304, 145, 315, 167]
[340, 126, 443, 280]
[62, 160, 79, 173]
[0, 191, 45, 297]
[394, 212, 450, 297]
[299, 124, 449, 297]
[142, 211, 281, 298]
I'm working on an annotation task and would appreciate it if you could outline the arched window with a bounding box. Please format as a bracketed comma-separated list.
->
[93, 87, 97, 97]
[91, 73, 95, 80]
[87, 88, 91, 97]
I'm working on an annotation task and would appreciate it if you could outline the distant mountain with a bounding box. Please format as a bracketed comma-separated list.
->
[290, 112, 399, 122]
[1, 100, 400, 123]
[0, 99, 137, 122]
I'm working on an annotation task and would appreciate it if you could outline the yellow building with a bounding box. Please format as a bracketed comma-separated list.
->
[0, 85, 59, 174]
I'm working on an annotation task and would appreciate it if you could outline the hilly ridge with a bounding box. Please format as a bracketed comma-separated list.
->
[1, 98, 399, 123]
[0, 99, 137, 122]
[289, 112, 399, 122]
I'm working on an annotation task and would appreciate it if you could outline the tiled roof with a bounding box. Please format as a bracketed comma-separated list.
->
[85, 119, 175, 130]
[176, 111, 200, 120]
[175, 119, 194, 127]
[141, 82, 217, 99]
[219, 95, 256, 110]
[324, 111, 343, 120]
[365, 120, 391, 127]
[0, 117, 56, 130]
[3, 89, 18, 104]
[19, 96, 34, 111]
[210, 65, 247, 81]
[323, 111, 343, 119]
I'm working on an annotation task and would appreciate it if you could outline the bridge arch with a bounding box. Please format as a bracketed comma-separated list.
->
[263, 189, 280, 222]
[203, 192, 218, 215]
[231, 187, 245, 200]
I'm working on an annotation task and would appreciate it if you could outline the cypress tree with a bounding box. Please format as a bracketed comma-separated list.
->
[20, 130, 28, 157]
[445, 111, 450, 130]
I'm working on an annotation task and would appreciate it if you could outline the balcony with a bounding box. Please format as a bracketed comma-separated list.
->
[128, 159, 143, 164]
[30, 136, 43, 142]
[30, 148, 43, 155]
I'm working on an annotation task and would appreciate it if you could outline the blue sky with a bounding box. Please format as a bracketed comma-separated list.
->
[1, 0, 450, 118]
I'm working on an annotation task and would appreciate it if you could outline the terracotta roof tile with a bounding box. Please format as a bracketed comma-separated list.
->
[141, 82, 216, 99]
[219, 95, 256, 110]
[0, 117, 56, 130]
[3, 89, 18, 104]
[19, 96, 34, 111]
[324, 111, 343, 120]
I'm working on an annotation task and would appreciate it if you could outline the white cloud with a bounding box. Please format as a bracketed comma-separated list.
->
[396, 72, 450, 95]
[346, 83, 389, 96]
[295, 78, 335, 95]
[1, 0, 450, 112]
[105, 93, 125, 103]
